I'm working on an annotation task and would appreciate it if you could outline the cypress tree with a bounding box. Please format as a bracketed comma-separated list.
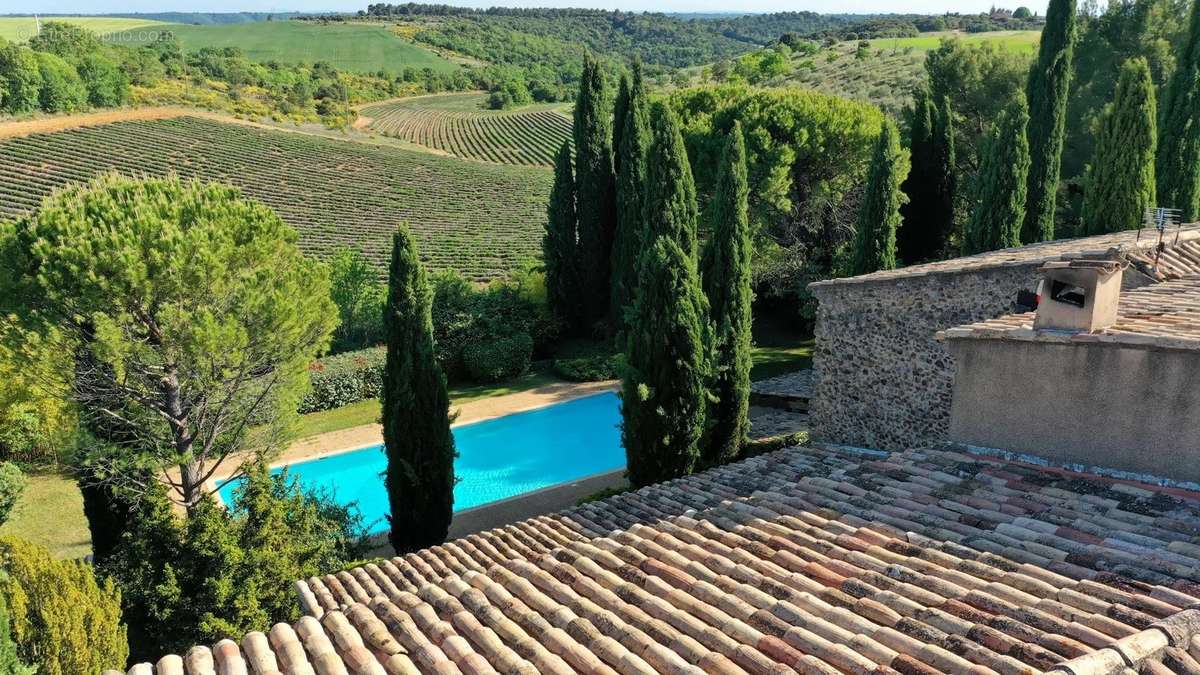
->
[381, 223, 456, 554]
[931, 96, 957, 253]
[1022, 0, 1077, 243]
[700, 123, 752, 466]
[573, 52, 617, 326]
[622, 99, 709, 488]
[622, 238, 709, 488]
[852, 120, 909, 276]
[899, 87, 935, 264]
[642, 101, 699, 256]
[543, 141, 581, 329]
[612, 71, 631, 176]
[610, 60, 650, 335]
[1083, 58, 1157, 234]
[964, 96, 1031, 254]
[1157, 0, 1200, 220]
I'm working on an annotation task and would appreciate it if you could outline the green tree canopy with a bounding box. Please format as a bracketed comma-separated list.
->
[1083, 58, 1157, 234]
[381, 224, 457, 553]
[700, 123, 752, 466]
[899, 89, 956, 263]
[543, 141, 581, 329]
[328, 247, 385, 353]
[644, 100, 701, 257]
[852, 120, 909, 275]
[75, 52, 129, 108]
[34, 51, 85, 114]
[27, 21, 103, 58]
[0, 45, 42, 114]
[1023, 0, 1078, 242]
[0, 536, 128, 675]
[0, 174, 337, 509]
[964, 95, 1031, 254]
[1157, 0, 1200, 219]
[610, 60, 651, 335]
[572, 52, 617, 327]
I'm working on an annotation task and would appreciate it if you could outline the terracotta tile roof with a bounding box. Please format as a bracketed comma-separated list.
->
[809, 226, 1200, 289]
[939, 275, 1200, 351]
[112, 444, 1200, 675]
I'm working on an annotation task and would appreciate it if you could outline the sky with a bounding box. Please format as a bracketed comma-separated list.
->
[8, 0, 1045, 17]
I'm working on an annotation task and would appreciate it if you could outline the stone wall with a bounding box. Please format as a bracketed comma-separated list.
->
[808, 264, 1044, 450]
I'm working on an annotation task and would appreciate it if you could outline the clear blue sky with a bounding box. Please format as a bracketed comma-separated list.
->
[11, 1, 1048, 16]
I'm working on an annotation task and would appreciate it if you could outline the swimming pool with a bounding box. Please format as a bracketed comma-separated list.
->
[217, 391, 624, 533]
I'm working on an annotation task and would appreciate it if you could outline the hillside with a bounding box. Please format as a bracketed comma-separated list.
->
[0, 16, 165, 42]
[359, 93, 571, 166]
[0, 117, 550, 280]
[107, 21, 459, 73]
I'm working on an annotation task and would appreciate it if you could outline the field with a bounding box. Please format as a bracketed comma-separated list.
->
[0, 116, 551, 280]
[107, 21, 458, 73]
[786, 30, 1039, 115]
[360, 93, 573, 166]
[0, 16, 164, 42]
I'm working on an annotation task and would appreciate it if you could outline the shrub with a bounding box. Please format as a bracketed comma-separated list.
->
[34, 51, 86, 113]
[75, 52, 129, 107]
[462, 331, 533, 383]
[0, 536, 128, 675]
[553, 353, 623, 382]
[299, 347, 385, 413]
[0, 463, 24, 527]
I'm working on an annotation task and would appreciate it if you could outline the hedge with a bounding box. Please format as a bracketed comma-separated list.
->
[298, 347, 385, 414]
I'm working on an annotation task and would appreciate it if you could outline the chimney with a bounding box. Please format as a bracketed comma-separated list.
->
[1034, 259, 1123, 333]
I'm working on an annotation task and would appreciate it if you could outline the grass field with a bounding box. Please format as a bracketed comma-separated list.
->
[0, 471, 90, 559]
[0, 16, 164, 42]
[361, 93, 572, 166]
[865, 30, 1040, 53]
[107, 21, 458, 73]
[0, 116, 550, 280]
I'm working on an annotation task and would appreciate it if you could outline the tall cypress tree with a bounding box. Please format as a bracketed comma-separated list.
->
[1022, 0, 1077, 243]
[899, 87, 935, 264]
[852, 120, 909, 276]
[622, 100, 709, 488]
[1083, 58, 1157, 234]
[642, 101, 699, 256]
[544, 141, 581, 329]
[931, 96, 957, 254]
[381, 224, 456, 554]
[1157, 0, 1200, 220]
[573, 52, 617, 326]
[964, 96, 1031, 254]
[610, 60, 650, 335]
[623, 237, 709, 488]
[700, 123, 752, 466]
[612, 71, 631, 176]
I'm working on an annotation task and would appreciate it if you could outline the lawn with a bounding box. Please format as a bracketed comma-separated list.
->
[751, 340, 814, 381]
[0, 16, 164, 42]
[109, 21, 458, 74]
[0, 470, 90, 560]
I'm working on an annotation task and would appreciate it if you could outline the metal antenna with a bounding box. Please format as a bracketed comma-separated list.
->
[1143, 206, 1182, 272]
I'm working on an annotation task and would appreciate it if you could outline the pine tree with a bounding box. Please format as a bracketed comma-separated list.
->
[622, 238, 709, 488]
[700, 123, 752, 466]
[610, 60, 650, 336]
[1022, 0, 1077, 243]
[622, 99, 709, 488]
[573, 52, 617, 326]
[1157, 0, 1200, 220]
[852, 120, 909, 275]
[381, 224, 456, 553]
[543, 141, 581, 329]
[1083, 58, 1157, 234]
[964, 96, 1031, 254]
[642, 101, 699, 256]
[899, 87, 935, 264]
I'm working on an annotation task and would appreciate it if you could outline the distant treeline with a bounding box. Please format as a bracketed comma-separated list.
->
[103, 12, 306, 24]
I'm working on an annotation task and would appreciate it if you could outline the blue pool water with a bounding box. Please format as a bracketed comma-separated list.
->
[218, 391, 623, 533]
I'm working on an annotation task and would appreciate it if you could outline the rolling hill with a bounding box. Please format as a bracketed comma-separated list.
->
[0, 117, 550, 280]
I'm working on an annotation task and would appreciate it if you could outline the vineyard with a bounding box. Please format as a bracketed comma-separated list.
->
[0, 117, 550, 280]
[360, 93, 572, 167]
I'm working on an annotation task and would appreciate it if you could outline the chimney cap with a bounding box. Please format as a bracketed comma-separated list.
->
[1036, 259, 1123, 275]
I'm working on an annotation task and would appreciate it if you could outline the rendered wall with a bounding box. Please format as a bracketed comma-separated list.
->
[946, 339, 1200, 483]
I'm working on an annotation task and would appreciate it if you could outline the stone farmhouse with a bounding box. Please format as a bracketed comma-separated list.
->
[107, 226, 1200, 675]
